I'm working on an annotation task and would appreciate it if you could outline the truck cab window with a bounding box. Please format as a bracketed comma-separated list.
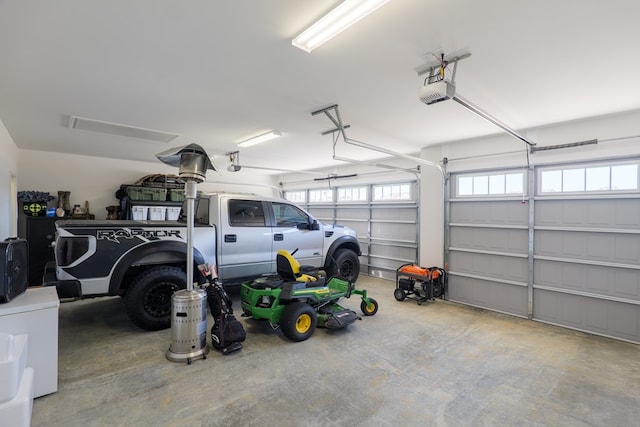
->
[194, 198, 210, 224]
[229, 200, 266, 227]
[272, 202, 309, 227]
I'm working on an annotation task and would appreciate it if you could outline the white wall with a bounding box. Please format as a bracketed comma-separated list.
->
[17, 150, 278, 219]
[0, 119, 19, 238]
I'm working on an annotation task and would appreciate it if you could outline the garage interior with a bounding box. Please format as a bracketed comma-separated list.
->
[1, 1, 640, 426]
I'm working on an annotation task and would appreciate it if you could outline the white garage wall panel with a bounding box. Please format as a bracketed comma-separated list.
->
[448, 158, 640, 344]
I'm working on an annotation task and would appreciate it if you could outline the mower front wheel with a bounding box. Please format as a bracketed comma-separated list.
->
[361, 298, 379, 316]
[281, 302, 317, 342]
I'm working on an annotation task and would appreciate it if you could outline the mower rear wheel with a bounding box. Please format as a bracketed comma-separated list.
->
[394, 288, 406, 301]
[281, 302, 317, 342]
[361, 298, 379, 316]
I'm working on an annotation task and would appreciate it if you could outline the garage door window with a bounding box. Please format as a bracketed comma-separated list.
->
[457, 172, 524, 197]
[539, 162, 639, 194]
[373, 183, 412, 201]
[338, 186, 367, 202]
[309, 189, 333, 203]
[284, 191, 306, 203]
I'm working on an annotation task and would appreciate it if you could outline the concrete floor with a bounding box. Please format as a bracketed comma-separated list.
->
[32, 276, 640, 427]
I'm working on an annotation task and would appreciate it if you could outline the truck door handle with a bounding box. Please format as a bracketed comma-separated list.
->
[224, 234, 237, 243]
[274, 233, 283, 241]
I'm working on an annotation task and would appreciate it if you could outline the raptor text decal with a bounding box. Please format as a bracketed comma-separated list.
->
[97, 228, 183, 243]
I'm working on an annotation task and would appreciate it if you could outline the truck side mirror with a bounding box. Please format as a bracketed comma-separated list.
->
[310, 220, 320, 230]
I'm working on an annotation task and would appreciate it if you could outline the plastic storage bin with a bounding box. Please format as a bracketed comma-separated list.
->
[166, 207, 181, 221]
[126, 186, 167, 201]
[0, 367, 34, 427]
[168, 189, 185, 202]
[131, 206, 149, 220]
[148, 206, 167, 221]
[0, 333, 28, 403]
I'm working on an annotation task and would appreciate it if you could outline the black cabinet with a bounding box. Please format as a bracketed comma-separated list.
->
[17, 216, 58, 285]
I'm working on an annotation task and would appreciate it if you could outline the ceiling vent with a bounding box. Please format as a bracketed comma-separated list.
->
[419, 80, 455, 105]
[68, 116, 180, 143]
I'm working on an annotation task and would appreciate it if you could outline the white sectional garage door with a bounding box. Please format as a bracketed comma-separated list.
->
[296, 181, 420, 281]
[447, 172, 530, 318]
[447, 159, 640, 343]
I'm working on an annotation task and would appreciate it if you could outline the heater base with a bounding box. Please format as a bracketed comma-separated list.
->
[166, 346, 209, 364]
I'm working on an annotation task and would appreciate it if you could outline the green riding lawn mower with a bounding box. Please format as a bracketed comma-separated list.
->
[240, 250, 379, 342]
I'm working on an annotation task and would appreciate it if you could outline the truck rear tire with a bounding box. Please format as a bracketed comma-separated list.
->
[328, 249, 360, 282]
[124, 266, 186, 331]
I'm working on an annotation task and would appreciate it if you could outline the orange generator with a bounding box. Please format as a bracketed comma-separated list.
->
[394, 263, 446, 305]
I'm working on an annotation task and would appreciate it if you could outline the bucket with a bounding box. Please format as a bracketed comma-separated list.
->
[166, 289, 209, 363]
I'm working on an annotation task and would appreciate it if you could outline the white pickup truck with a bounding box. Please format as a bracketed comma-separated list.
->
[44, 192, 361, 330]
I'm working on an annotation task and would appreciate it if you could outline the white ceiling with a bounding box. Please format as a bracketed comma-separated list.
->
[1, 0, 639, 174]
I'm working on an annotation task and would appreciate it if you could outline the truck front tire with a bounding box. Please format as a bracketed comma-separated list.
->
[328, 249, 360, 283]
[124, 266, 186, 331]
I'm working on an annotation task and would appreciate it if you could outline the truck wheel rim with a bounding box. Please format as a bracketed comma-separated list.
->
[296, 314, 312, 333]
[146, 283, 177, 317]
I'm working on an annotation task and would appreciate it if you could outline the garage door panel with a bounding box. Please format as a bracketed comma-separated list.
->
[534, 288, 640, 342]
[451, 251, 527, 283]
[450, 227, 527, 254]
[370, 222, 416, 242]
[536, 199, 640, 230]
[536, 231, 640, 265]
[448, 275, 527, 317]
[336, 220, 368, 237]
[336, 207, 368, 220]
[535, 259, 640, 301]
[371, 207, 416, 221]
[450, 201, 528, 226]
[307, 207, 333, 221]
[369, 243, 415, 262]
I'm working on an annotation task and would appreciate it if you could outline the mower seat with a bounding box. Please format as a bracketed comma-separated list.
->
[276, 250, 323, 284]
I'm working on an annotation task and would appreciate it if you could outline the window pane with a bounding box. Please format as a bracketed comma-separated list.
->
[489, 175, 505, 194]
[562, 169, 585, 192]
[229, 200, 265, 227]
[505, 173, 524, 194]
[338, 186, 367, 202]
[285, 191, 305, 203]
[309, 189, 333, 203]
[473, 176, 488, 195]
[541, 170, 561, 193]
[611, 164, 638, 190]
[272, 202, 308, 227]
[458, 177, 473, 196]
[586, 167, 610, 191]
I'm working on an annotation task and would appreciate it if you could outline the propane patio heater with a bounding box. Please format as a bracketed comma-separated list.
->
[156, 143, 215, 364]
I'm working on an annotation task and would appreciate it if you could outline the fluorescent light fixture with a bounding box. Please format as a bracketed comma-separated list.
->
[237, 130, 282, 148]
[292, 0, 391, 53]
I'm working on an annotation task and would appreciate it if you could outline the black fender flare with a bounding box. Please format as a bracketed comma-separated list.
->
[108, 241, 205, 294]
[323, 236, 361, 270]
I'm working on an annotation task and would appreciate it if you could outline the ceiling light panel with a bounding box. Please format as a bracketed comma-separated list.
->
[69, 116, 180, 143]
[292, 0, 391, 53]
[237, 130, 282, 148]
